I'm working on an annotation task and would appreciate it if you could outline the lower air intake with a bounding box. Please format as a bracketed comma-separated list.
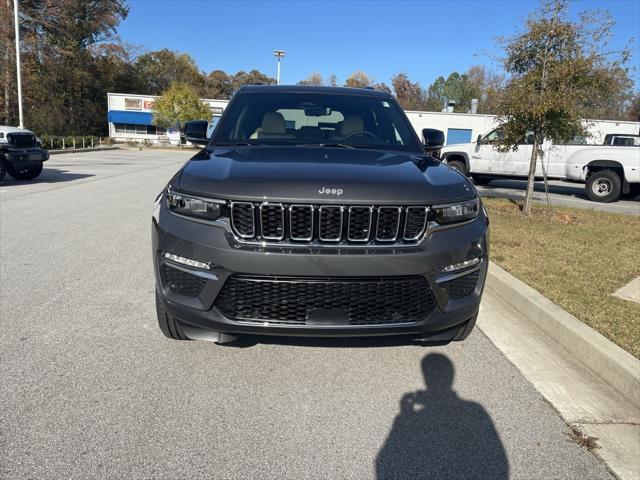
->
[161, 265, 207, 297]
[444, 270, 480, 299]
[214, 275, 435, 325]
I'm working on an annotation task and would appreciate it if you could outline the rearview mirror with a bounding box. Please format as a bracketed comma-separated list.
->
[476, 134, 482, 145]
[422, 128, 445, 153]
[183, 120, 209, 146]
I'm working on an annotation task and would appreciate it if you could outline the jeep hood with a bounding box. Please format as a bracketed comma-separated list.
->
[176, 146, 475, 204]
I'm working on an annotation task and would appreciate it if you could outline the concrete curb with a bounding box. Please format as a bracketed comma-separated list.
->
[486, 261, 640, 405]
[49, 147, 120, 155]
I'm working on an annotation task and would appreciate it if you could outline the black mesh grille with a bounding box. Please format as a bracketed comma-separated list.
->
[161, 265, 207, 297]
[231, 203, 254, 237]
[290, 205, 313, 240]
[214, 276, 435, 325]
[348, 207, 372, 241]
[444, 270, 480, 299]
[260, 204, 284, 239]
[230, 203, 429, 245]
[376, 207, 400, 240]
[404, 207, 428, 240]
[319, 206, 342, 241]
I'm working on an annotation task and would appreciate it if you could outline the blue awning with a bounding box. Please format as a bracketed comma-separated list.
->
[107, 110, 153, 125]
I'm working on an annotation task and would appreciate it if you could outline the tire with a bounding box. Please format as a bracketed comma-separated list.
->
[472, 175, 493, 186]
[446, 159, 467, 176]
[585, 169, 622, 203]
[0, 156, 6, 183]
[7, 162, 43, 180]
[155, 290, 190, 340]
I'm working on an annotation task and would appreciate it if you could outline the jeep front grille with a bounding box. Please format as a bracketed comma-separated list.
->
[214, 275, 436, 325]
[7, 133, 37, 149]
[229, 203, 429, 245]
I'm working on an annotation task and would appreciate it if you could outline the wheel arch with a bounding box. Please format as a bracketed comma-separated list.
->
[584, 160, 630, 193]
[441, 151, 470, 171]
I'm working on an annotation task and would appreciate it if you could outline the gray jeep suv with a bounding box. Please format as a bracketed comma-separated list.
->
[152, 85, 488, 344]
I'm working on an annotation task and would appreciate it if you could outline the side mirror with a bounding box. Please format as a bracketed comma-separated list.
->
[422, 128, 445, 153]
[476, 134, 482, 145]
[183, 120, 209, 146]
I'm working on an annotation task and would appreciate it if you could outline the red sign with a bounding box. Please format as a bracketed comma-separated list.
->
[144, 100, 154, 109]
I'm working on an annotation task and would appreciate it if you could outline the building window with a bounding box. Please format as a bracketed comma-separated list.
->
[113, 123, 160, 136]
[124, 98, 142, 110]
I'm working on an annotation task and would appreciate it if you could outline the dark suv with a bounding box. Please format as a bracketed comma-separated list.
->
[152, 85, 488, 344]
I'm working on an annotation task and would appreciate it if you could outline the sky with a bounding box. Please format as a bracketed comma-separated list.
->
[117, 0, 640, 88]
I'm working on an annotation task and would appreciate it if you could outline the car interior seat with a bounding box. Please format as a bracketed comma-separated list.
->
[251, 112, 294, 139]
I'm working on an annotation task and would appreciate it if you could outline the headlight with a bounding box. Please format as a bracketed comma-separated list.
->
[431, 198, 479, 225]
[166, 189, 223, 221]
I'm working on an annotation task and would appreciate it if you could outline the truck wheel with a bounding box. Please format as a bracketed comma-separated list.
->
[156, 291, 190, 340]
[586, 170, 621, 203]
[7, 162, 43, 180]
[446, 159, 467, 176]
[0, 157, 6, 183]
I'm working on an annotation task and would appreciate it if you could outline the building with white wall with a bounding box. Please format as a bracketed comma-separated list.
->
[107, 93, 228, 144]
[107, 92, 639, 145]
[405, 110, 640, 146]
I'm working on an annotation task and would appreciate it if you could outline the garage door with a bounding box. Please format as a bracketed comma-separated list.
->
[447, 128, 472, 145]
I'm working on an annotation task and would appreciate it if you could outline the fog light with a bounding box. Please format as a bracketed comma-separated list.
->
[442, 257, 481, 273]
[163, 252, 210, 270]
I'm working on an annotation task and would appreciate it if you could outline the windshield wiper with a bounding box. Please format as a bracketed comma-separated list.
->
[297, 143, 355, 149]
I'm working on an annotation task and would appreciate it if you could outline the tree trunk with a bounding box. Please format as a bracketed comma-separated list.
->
[523, 137, 538, 216]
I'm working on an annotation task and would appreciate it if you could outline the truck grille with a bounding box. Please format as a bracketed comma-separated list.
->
[229, 203, 429, 245]
[7, 133, 37, 149]
[214, 275, 436, 325]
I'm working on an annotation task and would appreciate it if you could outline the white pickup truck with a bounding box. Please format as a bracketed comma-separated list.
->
[440, 129, 640, 203]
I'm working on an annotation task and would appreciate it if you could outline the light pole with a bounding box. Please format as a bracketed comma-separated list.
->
[13, 0, 24, 128]
[273, 50, 285, 85]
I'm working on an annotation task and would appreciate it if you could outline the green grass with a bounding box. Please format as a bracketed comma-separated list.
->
[483, 198, 640, 358]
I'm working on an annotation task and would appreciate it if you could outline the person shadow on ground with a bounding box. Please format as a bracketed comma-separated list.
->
[376, 353, 509, 479]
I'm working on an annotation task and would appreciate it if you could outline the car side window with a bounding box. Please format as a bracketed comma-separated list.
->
[482, 129, 503, 144]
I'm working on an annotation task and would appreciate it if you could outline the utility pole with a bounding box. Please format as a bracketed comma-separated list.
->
[273, 50, 285, 85]
[13, 0, 24, 128]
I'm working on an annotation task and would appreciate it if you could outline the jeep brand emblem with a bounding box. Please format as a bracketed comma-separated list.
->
[318, 187, 343, 196]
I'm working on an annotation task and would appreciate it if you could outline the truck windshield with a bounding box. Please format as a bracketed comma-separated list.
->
[211, 92, 422, 152]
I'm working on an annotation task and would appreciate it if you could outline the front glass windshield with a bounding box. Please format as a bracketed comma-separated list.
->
[211, 92, 422, 152]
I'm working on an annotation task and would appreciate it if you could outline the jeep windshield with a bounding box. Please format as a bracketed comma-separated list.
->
[211, 91, 423, 152]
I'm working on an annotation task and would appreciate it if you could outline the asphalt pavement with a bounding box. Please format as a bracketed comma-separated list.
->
[476, 178, 640, 215]
[0, 150, 613, 479]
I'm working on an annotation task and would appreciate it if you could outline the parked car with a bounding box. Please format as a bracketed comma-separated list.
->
[440, 129, 640, 202]
[152, 85, 489, 345]
[0, 125, 49, 182]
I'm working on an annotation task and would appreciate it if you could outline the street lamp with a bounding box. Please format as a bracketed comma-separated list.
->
[13, 0, 24, 128]
[273, 50, 285, 85]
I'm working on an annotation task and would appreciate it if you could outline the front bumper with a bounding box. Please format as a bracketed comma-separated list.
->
[152, 198, 489, 339]
[4, 148, 49, 166]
